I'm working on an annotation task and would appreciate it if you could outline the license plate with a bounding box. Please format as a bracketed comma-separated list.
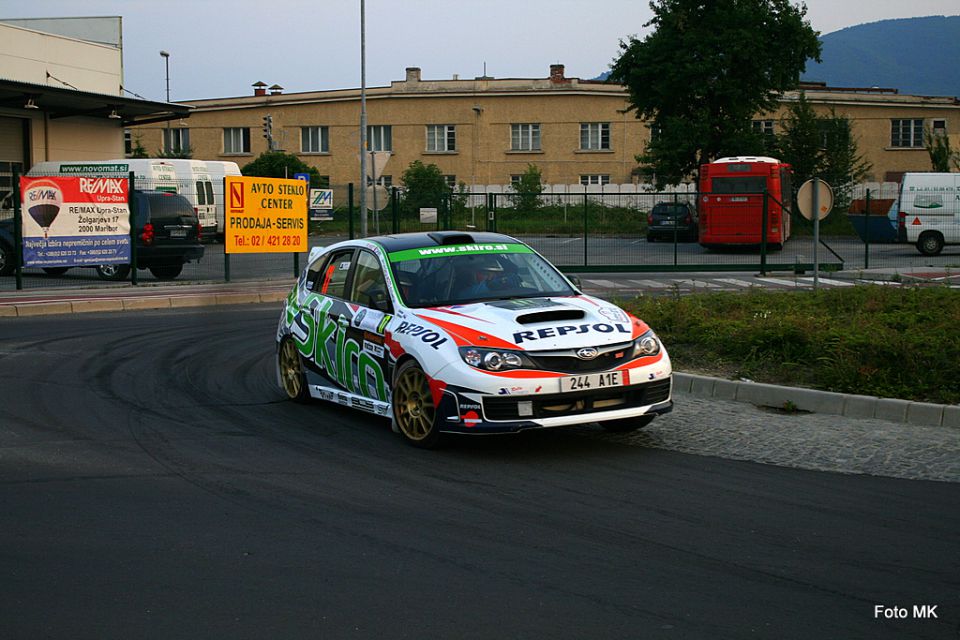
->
[169, 228, 187, 237]
[560, 371, 627, 392]
[661, 219, 675, 225]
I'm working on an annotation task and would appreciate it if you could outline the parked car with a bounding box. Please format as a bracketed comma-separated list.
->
[276, 231, 673, 448]
[0, 191, 204, 281]
[646, 201, 699, 242]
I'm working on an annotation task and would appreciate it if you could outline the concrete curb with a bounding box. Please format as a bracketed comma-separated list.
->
[0, 291, 288, 317]
[675, 373, 960, 429]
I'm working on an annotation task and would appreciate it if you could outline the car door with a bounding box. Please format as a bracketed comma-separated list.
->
[343, 249, 393, 404]
[303, 247, 355, 394]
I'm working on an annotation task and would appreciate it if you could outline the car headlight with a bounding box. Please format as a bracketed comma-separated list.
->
[631, 330, 661, 358]
[460, 347, 533, 371]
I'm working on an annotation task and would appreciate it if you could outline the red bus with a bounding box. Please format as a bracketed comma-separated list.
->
[698, 156, 793, 249]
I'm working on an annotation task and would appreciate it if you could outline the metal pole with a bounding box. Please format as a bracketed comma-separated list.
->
[813, 177, 820, 290]
[160, 50, 170, 150]
[13, 167, 22, 290]
[391, 186, 399, 234]
[672, 192, 679, 266]
[223, 176, 230, 282]
[129, 171, 138, 285]
[583, 192, 589, 267]
[760, 190, 769, 276]
[348, 182, 355, 240]
[864, 188, 871, 269]
[358, 0, 368, 236]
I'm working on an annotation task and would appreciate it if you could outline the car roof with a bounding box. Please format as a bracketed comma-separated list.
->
[364, 230, 520, 253]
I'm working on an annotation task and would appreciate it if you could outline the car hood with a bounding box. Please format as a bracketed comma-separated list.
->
[409, 295, 649, 351]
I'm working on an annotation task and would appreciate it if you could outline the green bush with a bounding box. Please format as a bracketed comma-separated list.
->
[622, 286, 960, 404]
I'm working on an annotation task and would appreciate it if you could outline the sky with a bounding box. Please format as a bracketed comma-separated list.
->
[2, 0, 959, 103]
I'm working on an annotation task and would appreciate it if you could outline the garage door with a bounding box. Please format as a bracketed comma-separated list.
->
[0, 117, 26, 215]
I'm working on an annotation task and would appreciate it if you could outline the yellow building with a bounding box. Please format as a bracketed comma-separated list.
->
[131, 64, 960, 187]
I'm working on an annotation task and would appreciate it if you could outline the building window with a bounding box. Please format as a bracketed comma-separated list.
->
[163, 128, 191, 154]
[224, 128, 251, 154]
[301, 126, 329, 153]
[890, 119, 923, 148]
[932, 119, 947, 134]
[426, 124, 456, 152]
[317, 175, 331, 188]
[752, 120, 775, 136]
[366, 175, 393, 187]
[367, 125, 392, 152]
[510, 175, 522, 186]
[511, 123, 541, 151]
[443, 175, 457, 189]
[580, 175, 610, 186]
[124, 129, 133, 156]
[580, 123, 610, 150]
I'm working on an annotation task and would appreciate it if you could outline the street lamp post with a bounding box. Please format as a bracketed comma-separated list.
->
[160, 50, 170, 152]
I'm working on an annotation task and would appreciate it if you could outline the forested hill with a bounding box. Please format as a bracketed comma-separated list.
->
[596, 15, 960, 98]
[802, 15, 960, 98]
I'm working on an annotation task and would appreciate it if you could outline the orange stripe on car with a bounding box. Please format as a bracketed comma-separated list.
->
[414, 314, 520, 350]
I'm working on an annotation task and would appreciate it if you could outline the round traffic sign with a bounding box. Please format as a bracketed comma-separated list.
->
[796, 179, 834, 221]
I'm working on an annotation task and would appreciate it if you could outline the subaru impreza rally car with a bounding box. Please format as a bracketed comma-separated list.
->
[277, 231, 672, 447]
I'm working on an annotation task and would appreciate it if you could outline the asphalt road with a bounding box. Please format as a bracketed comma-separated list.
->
[1, 306, 958, 639]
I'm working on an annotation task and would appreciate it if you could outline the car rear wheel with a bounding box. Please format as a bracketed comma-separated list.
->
[96, 264, 131, 281]
[278, 338, 310, 403]
[599, 414, 655, 433]
[149, 263, 183, 280]
[0, 243, 14, 276]
[392, 360, 442, 448]
[917, 231, 944, 256]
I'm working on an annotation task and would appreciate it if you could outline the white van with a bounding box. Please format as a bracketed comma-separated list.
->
[202, 161, 242, 237]
[27, 159, 220, 239]
[895, 172, 960, 255]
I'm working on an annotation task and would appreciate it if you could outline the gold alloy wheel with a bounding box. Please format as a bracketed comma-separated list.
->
[279, 339, 305, 400]
[394, 364, 436, 442]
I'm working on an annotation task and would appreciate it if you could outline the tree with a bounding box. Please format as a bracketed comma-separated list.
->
[129, 134, 150, 159]
[776, 94, 871, 208]
[609, 0, 821, 188]
[924, 126, 959, 172]
[400, 160, 450, 215]
[241, 151, 322, 186]
[509, 164, 544, 211]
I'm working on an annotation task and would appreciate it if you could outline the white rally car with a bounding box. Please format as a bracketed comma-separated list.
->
[277, 231, 672, 447]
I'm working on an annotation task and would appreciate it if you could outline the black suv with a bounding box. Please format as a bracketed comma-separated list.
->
[646, 201, 699, 243]
[0, 191, 203, 281]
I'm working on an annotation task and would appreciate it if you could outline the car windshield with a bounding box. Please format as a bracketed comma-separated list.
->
[653, 204, 688, 216]
[388, 242, 576, 307]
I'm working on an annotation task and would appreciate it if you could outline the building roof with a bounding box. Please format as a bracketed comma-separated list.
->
[0, 77, 191, 127]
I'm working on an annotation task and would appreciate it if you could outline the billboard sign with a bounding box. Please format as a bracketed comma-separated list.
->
[224, 176, 307, 253]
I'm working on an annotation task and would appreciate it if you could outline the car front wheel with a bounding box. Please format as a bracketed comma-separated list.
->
[392, 359, 442, 448]
[599, 414, 655, 433]
[96, 264, 131, 281]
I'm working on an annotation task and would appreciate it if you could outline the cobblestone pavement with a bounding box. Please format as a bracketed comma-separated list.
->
[608, 392, 960, 483]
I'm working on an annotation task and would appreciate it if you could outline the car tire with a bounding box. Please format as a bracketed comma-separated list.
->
[42, 267, 70, 276]
[0, 242, 14, 276]
[96, 264, 131, 281]
[917, 231, 944, 256]
[278, 338, 310, 403]
[392, 359, 442, 448]
[149, 263, 183, 280]
[646, 234, 655, 242]
[599, 414, 655, 433]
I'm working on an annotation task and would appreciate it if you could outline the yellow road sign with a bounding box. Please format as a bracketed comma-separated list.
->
[225, 176, 307, 253]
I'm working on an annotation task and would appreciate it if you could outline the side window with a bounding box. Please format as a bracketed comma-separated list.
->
[313, 249, 354, 298]
[349, 250, 390, 310]
[205, 181, 214, 204]
[196, 181, 206, 205]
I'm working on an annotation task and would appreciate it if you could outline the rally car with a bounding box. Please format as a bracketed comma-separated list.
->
[276, 231, 672, 447]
